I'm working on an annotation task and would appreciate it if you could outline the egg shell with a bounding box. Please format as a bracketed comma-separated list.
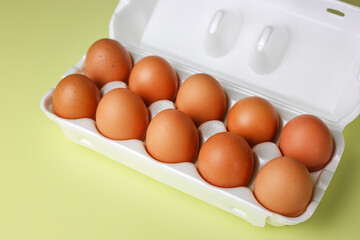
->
[129, 55, 178, 106]
[254, 156, 313, 217]
[42, 49, 346, 226]
[198, 132, 254, 188]
[145, 109, 199, 163]
[175, 73, 227, 126]
[52, 74, 100, 119]
[85, 38, 132, 87]
[279, 114, 334, 172]
[95, 88, 149, 140]
[226, 96, 279, 146]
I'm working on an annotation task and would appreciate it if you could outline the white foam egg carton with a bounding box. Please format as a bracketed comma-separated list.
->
[40, 0, 360, 226]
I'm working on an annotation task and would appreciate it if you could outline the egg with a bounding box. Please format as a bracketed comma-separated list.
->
[95, 88, 149, 140]
[226, 96, 279, 146]
[254, 156, 313, 217]
[279, 114, 333, 172]
[175, 73, 227, 126]
[85, 38, 132, 87]
[129, 56, 178, 106]
[145, 109, 199, 163]
[198, 132, 254, 188]
[52, 74, 100, 119]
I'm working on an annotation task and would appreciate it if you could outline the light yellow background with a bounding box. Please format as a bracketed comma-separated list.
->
[1, 0, 360, 239]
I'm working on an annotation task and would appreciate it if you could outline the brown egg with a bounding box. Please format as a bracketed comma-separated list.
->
[226, 96, 279, 146]
[279, 114, 333, 172]
[129, 56, 178, 106]
[145, 109, 199, 163]
[254, 156, 313, 217]
[198, 132, 254, 188]
[175, 73, 227, 126]
[52, 74, 100, 119]
[95, 88, 149, 140]
[85, 38, 132, 87]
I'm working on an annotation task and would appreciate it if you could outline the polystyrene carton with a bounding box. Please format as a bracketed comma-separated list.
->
[40, 0, 360, 226]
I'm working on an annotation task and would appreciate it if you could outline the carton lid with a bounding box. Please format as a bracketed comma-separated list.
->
[109, 0, 360, 128]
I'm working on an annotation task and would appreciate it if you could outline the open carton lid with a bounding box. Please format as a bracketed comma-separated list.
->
[109, 0, 360, 129]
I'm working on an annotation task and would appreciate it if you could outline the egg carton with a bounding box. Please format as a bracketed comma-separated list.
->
[40, 0, 360, 227]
